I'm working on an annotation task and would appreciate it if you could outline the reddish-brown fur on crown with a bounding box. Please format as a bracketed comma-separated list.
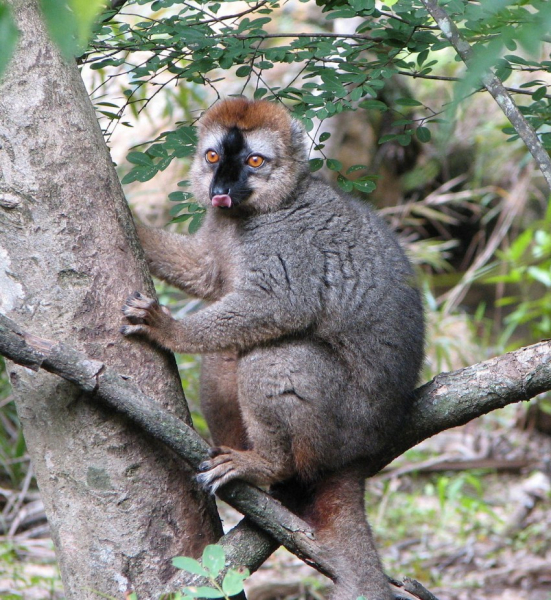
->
[200, 97, 293, 139]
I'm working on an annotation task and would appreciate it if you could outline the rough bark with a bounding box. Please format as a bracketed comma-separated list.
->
[0, 2, 222, 598]
[1, 312, 550, 590]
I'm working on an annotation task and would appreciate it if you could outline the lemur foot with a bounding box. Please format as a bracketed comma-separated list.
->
[197, 446, 280, 494]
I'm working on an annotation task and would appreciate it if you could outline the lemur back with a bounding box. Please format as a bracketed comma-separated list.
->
[123, 97, 425, 600]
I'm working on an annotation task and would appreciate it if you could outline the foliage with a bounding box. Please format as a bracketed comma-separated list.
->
[0, 539, 63, 600]
[172, 544, 249, 599]
[39, 0, 109, 58]
[80, 0, 551, 211]
[0, 3, 18, 78]
[0, 0, 108, 77]
[486, 203, 551, 347]
[0, 357, 28, 487]
[370, 464, 507, 588]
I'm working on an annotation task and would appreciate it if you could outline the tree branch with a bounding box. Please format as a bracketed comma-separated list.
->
[419, 0, 551, 192]
[2, 312, 550, 594]
[0, 314, 335, 578]
[397, 70, 551, 100]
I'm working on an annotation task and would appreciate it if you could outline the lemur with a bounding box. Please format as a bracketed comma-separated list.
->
[122, 97, 425, 600]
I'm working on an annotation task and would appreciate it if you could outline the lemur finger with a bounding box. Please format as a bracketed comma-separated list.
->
[124, 291, 157, 310]
[122, 306, 149, 321]
[196, 465, 236, 493]
[120, 324, 148, 337]
[198, 453, 233, 472]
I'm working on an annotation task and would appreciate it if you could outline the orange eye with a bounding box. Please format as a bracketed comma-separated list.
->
[247, 155, 265, 168]
[205, 150, 219, 164]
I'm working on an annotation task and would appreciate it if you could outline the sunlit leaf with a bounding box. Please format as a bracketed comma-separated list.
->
[202, 544, 225, 577]
[172, 557, 209, 578]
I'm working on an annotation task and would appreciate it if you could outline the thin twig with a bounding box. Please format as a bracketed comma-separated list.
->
[419, 0, 551, 192]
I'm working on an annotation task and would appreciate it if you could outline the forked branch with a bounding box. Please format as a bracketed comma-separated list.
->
[1, 313, 550, 595]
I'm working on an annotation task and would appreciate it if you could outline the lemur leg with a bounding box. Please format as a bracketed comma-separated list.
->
[307, 467, 394, 600]
[197, 339, 346, 491]
[200, 352, 248, 450]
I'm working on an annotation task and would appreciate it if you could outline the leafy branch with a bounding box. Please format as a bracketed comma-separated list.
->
[420, 0, 551, 192]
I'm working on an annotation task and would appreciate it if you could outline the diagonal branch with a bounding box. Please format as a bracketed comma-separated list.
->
[419, 0, 551, 192]
[2, 312, 551, 592]
[0, 314, 330, 574]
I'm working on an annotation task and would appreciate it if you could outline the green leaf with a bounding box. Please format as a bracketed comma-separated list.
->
[127, 152, 153, 166]
[359, 99, 388, 112]
[171, 214, 194, 224]
[378, 133, 398, 144]
[541, 133, 551, 150]
[417, 49, 429, 67]
[172, 557, 209, 578]
[70, 0, 107, 47]
[346, 164, 367, 174]
[0, 3, 18, 79]
[395, 97, 422, 107]
[326, 158, 342, 172]
[39, 0, 78, 58]
[222, 568, 249, 596]
[396, 133, 412, 146]
[527, 266, 551, 288]
[40, 0, 106, 58]
[235, 65, 252, 77]
[202, 545, 225, 577]
[121, 163, 158, 183]
[353, 180, 376, 193]
[183, 586, 225, 599]
[416, 126, 431, 143]
[350, 86, 363, 102]
[349, 0, 375, 13]
[508, 228, 533, 261]
[188, 213, 204, 234]
[319, 132, 331, 143]
[168, 191, 192, 202]
[309, 158, 324, 172]
[337, 175, 354, 193]
[532, 86, 548, 101]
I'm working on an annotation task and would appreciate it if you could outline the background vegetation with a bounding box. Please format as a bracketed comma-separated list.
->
[1, 0, 551, 598]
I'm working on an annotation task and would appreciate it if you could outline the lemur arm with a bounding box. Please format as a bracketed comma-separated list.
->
[122, 281, 319, 354]
[136, 223, 222, 301]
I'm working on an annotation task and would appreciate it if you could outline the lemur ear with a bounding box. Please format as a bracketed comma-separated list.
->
[290, 118, 306, 140]
[290, 118, 308, 159]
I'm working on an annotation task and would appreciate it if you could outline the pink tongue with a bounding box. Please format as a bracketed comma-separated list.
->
[211, 194, 232, 208]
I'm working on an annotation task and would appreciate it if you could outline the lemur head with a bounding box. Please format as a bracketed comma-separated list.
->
[190, 98, 309, 215]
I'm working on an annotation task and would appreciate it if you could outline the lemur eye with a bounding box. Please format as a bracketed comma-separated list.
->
[205, 150, 220, 164]
[247, 155, 265, 168]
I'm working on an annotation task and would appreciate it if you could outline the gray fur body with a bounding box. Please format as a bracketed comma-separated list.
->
[197, 176, 422, 478]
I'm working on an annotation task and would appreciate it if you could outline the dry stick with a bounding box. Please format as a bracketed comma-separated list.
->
[419, 0, 551, 193]
[3, 314, 551, 594]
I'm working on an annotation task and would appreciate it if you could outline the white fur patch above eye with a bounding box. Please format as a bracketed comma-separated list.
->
[244, 131, 278, 159]
[199, 129, 225, 153]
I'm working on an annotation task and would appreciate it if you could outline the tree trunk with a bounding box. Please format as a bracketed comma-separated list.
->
[0, 2, 222, 598]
